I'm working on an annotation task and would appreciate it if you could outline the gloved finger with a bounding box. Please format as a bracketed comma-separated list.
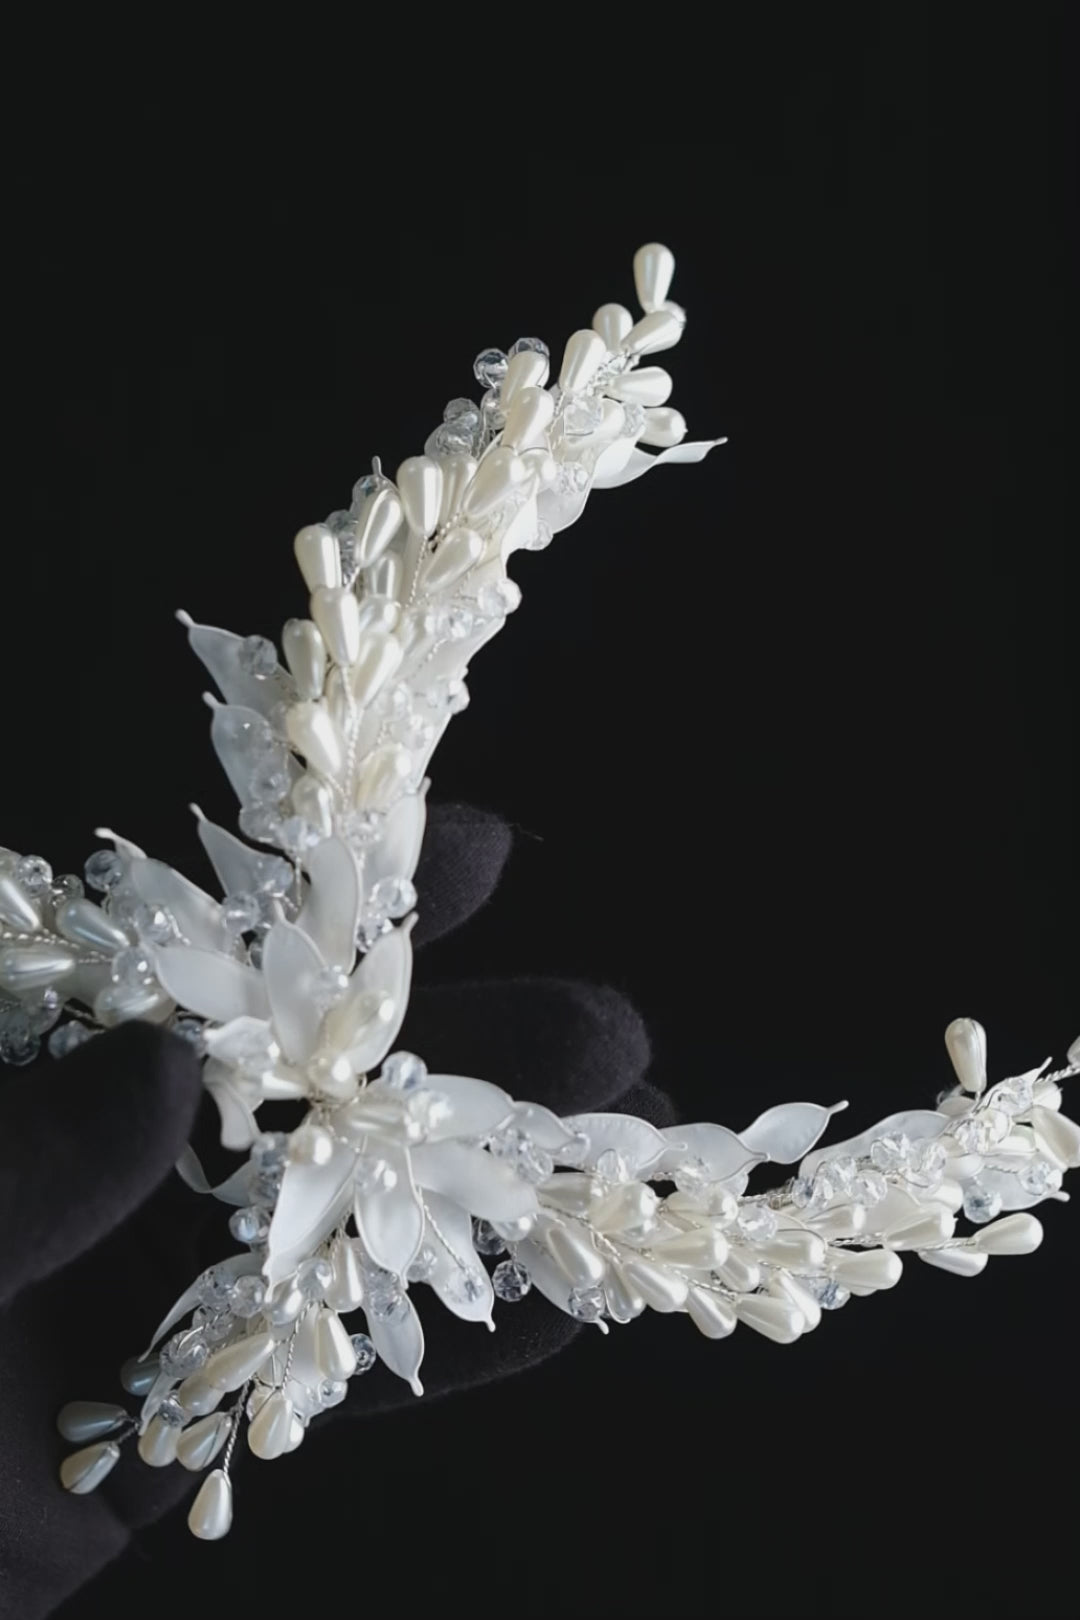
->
[412, 803, 512, 948]
[0, 1022, 203, 1306]
[403, 977, 652, 1116]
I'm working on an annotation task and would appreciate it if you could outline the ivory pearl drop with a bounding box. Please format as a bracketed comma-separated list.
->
[314, 1308, 358, 1381]
[281, 619, 327, 700]
[735, 1295, 805, 1345]
[60, 1441, 121, 1495]
[715, 1252, 761, 1293]
[121, 1355, 160, 1396]
[501, 348, 549, 403]
[0, 874, 42, 931]
[918, 1247, 989, 1278]
[462, 449, 527, 519]
[294, 524, 342, 591]
[311, 587, 363, 668]
[501, 386, 555, 451]
[285, 701, 345, 779]
[354, 484, 403, 570]
[188, 1468, 233, 1540]
[437, 455, 478, 525]
[829, 1247, 904, 1290]
[420, 527, 484, 594]
[558, 329, 606, 393]
[640, 407, 687, 448]
[349, 631, 404, 708]
[972, 1214, 1044, 1255]
[366, 553, 402, 601]
[648, 1227, 730, 1268]
[771, 1273, 823, 1331]
[623, 308, 685, 356]
[633, 242, 676, 312]
[618, 1258, 688, 1313]
[353, 745, 413, 810]
[397, 456, 443, 539]
[885, 1209, 956, 1250]
[137, 1414, 180, 1467]
[284, 1414, 306, 1453]
[55, 899, 131, 952]
[606, 367, 674, 407]
[592, 302, 633, 349]
[0, 944, 75, 992]
[326, 1237, 366, 1312]
[945, 1017, 988, 1094]
[177, 1371, 224, 1418]
[1031, 1105, 1080, 1169]
[687, 1287, 738, 1340]
[806, 1204, 867, 1241]
[603, 1268, 645, 1323]
[177, 1413, 231, 1471]
[545, 1223, 606, 1286]
[57, 1401, 130, 1443]
[203, 1331, 275, 1392]
[248, 1391, 295, 1459]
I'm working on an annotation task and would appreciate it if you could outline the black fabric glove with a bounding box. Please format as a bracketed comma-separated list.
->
[0, 805, 671, 1619]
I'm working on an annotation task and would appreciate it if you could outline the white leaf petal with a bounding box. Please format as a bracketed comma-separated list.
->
[409, 1142, 538, 1222]
[563, 1113, 668, 1176]
[425, 1074, 515, 1141]
[367, 1293, 425, 1395]
[297, 837, 360, 971]
[354, 1142, 424, 1275]
[130, 859, 231, 954]
[263, 922, 327, 1065]
[207, 1077, 259, 1150]
[181, 615, 294, 717]
[154, 945, 270, 1023]
[209, 703, 299, 808]
[194, 811, 267, 898]
[363, 788, 428, 894]
[655, 1122, 761, 1182]
[801, 1110, 948, 1179]
[421, 1193, 493, 1325]
[341, 920, 414, 1071]
[175, 1144, 212, 1194]
[591, 437, 726, 490]
[967, 1167, 1064, 1213]
[265, 1143, 356, 1285]
[508, 1101, 583, 1153]
[146, 1253, 262, 1351]
[739, 1100, 849, 1164]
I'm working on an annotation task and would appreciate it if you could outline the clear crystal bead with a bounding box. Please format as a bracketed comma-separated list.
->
[312, 965, 350, 1011]
[247, 755, 291, 804]
[238, 805, 283, 844]
[0, 1005, 37, 1067]
[370, 876, 417, 920]
[472, 1219, 506, 1256]
[480, 387, 506, 429]
[110, 944, 156, 989]
[852, 1169, 888, 1207]
[807, 1277, 850, 1310]
[827, 1156, 859, 1197]
[434, 419, 479, 456]
[870, 1133, 911, 1171]
[253, 856, 295, 897]
[963, 1184, 1003, 1224]
[318, 1379, 348, 1408]
[595, 1148, 629, 1183]
[27, 987, 62, 1035]
[621, 402, 646, 438]
[239, 634, 279, 679]
[1019, 1158, 1062, 1197]
[84, 849, 125, 893]
[296, 1256, 334, 1300]
[432, 605, 474, 641]
[393, 712, 436, 751]
[443, 397, 481, 423]
[952, 1115, 985, 1154]
[157, 1395, 187, 1428]
[517, 1140, 554, 1185]
[567, 1284, 606, 1323]
[192, 1305, 233, 1342]
[350, 1333, 377, 1374]
[229, 1206, 271, 1246]
[789, 1176, 815, 1209]
[279, 816, 321, 856]
[15, 854, 52, 894]
[737, 1205, 778, 1243]
[381, 1051, 427, 1092]
[425, 676, 470, 715]
[449, 1269, 487, 1305]
[230, 1274, 267, 1319]
[221, 892, 262, 934]
[130, 901, 177, 945]
[524, 520, 553, 552]
[47, 1021, 92, 1059]
[509, 336, 549, 360]
[905, 1138, 947, 1188]
[493, 1259, 532, 1302]
[341, 808, 384, 847]
[476, 579, 522, 619]
[562, 395, 604, 437]
[556, 461, 589, 495]
[406, 1247, 438, 1283]
[197, 1265, 237, 1308]
[160, 1328, 209, 1378]
[354, 1155, 397, 1195]
[473, 348, 509, 388]
[368, 1287, 408, 1323]
[50, 873, 84, 903]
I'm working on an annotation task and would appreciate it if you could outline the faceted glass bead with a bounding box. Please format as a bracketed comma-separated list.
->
[238, 635, 279, 679]
[870, 1133, 911, 1172]
[197, 1265, 237, 1308]
[84, 849, 125, 893]
[252, 1132, 289, 1170]
[737, 1205, 778, 1243]
[368, 1287, 408, 1323]
[789, 1176, 815, 1209]
[354, 1154, 397, 1195]
[350, 1333, 377, 1374]
[341, 809, 384, 847]
[443, 397, 481, 423]
[434, 419, 479, 456]
[448, 1269, 487, 1305]
[472, 1219, 506, 1256]
[51, 873, 84, 903]
[350, 472, 388, 506]
[827, 1156, 858, 1197]
[297, 1256, 334, 1300]
[1019, 1158, 1062, 1197]
[524, 520, 553, 552]
[279, 816, 321, 856]
[192, 1305, 233, 1342]
[434, 605, 474, 642]
[48, 1021, 93, 1059]
[110, 944, 156, 989]
[852, 1169, 888, 1207]
[493, 1259, 532, 1302]
[473, 348, 509, 388]
[318, 1379, 348, 1408]
[253, 856, 295, 897]
[425, 676, 470, 715]
[157, 1396, 187, 1428]
[621, 402, 646, 438]
[370, 876, 417, 920]
[27, 987, 62, 1035]
[0, 1006, 38, 1067]
[480, 388, 506, 429]
[995, 1077, 1035, 1116]
[595, 1149, 629, 1182]
[807, 1277, 850, 1310]
[567, 1285, 606, 1323]
[15, 854, 53, 895]
[160, 1328, 209, 1378]
[229, 1206, 271, 1246]
[381, 1051, 427, 1092]
[312, 965, 350, 1011]
[963, 1184, 1003, 1224]
[905, 1139, 947, 1188]
[406, 1248, 438, 1283]
[509, 336, 549, 360]
[221, 892, 262, 935]
[238, 805, 283, 844]
[393, 712, 435, 751]
[673, 1158, 712, 1198]
[130, 901, 178, 945]
[477, 580, 522, 619]
[562, 395, 604, 436]
[230, 1274, 267, 1319]
[248, 760, 291, 808]
[556, 461, 589, 495]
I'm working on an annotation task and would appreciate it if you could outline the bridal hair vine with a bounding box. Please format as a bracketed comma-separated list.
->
[2, 245, 1076, 1542]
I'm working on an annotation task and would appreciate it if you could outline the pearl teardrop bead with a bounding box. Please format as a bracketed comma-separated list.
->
[715, 1252, 761, 1293]
[420, 527, 484, 593]
[286, 701, 345, 779]
[353, 745, 413, 810]
[121, 1355, 160, 1396]
[972, 1214, 1044, 1255]
[462, 449, 527, 519]
[54, 899, 131, 952]
[918, 1247, 989, 1277]
[605, 367, 673, 407]
[618, 1258, 688, 1313]
[558, 329, 606, 393]
[648, 1227, 729, 1267]
[735, 1295, 805, 1345]
[592, 303, 633, 348]
[349, 631, 404, 708]
[1031, 1105, 1080, 1169]
[203, 1331, 275, 1392]
[311, 587, 363, 667]
[687, 1287, 738, 1339]
[367, 554, 402, 601]
[248, 1390, 295, 1459]
[885, 1209, 956, 1250]
[604, 1267, 645, 1322]
[60, 1441, 121, 1495]
[545, 1222, 606, 1286]
[829, 1247, 904, 1290]
[354, 484, 403, 570]
[945, 1017, 988, 1094]
[294, 524, 342, 591]
[633, 242, 676, 312]
[501, 348, 549, 403]
[0, 874, 42, 931]
[177, 1370, 224, 1417]
[501, 386, 555, 452]
[282, 619, 327, 700]
[326, 1237, 366, 1312]
[396, 456, 443, 539]
[188, 1468, 233, 1540]
[771, 1273, 823, 1331]
[314, 1308, 358, 1380]
[622, 308, 685, 356]
[57, 1400, 130, 1443]
[137, 1414, 180, 1467]
[640, 406, 687, 448]
[177, 1412, 231, 1470]
[0, 944, 76, 992]
[437, 456, 478, 525]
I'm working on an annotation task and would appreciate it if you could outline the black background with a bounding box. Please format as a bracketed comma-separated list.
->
[6, 12, 1075, 1618]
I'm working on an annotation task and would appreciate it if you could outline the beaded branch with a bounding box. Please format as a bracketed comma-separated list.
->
[2, 245, 1076, 1541]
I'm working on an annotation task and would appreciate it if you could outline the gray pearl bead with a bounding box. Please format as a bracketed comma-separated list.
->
[57, 1400, 130, 1443]
[121, 1355, 160, 1395]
